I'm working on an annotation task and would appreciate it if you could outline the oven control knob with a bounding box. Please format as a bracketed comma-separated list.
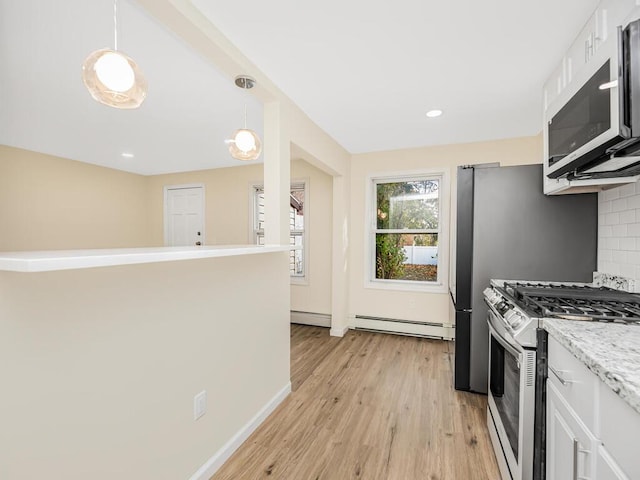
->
[509, 312, 525, 329]
[483, 287, 498, 304]
[504, 310, 514, 323]
[497, 301, 510, 315]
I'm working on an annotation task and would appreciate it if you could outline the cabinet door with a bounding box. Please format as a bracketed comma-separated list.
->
[598, 383, 640, 479]
[597, 445, 630, 480]
[547, 393, 577, 479]
[600, 0, 638, 40]
[546, 382, 594, 480]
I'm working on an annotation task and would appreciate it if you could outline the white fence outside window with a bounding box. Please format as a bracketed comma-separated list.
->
[402, 246, 438, 266]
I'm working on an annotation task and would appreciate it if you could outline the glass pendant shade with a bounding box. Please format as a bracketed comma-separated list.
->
[228, 128, 262, 161]
[82, 48, 147, 109]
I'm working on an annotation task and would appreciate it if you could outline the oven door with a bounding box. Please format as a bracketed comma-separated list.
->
[487, 317, 536, 480]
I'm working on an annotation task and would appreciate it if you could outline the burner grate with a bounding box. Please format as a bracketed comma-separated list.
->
[502, 281, 640, 323]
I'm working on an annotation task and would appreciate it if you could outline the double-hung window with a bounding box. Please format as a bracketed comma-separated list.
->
[252, 182, 306, 279]
[370, 174, 443, 289]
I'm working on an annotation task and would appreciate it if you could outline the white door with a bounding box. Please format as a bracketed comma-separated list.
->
[164, 186, 204, 247]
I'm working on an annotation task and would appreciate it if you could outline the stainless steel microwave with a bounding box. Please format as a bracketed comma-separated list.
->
[547, 18, 640, 180]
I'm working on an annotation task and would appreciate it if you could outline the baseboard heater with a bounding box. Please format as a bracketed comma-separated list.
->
[290, 310, 331, 328]
[353, 315, 448, 340]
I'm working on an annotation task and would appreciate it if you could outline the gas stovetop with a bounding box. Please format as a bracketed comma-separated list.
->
[501, 281, 640, 324]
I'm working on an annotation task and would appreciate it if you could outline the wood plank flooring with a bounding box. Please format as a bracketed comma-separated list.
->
[290, 324, 342, 391]
[211, 326, 500, 480]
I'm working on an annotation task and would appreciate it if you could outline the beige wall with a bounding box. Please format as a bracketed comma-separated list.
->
[0, 145, 150, 251]
[147, 159, 333, 315]
[348, 135, 542, 327]
[290, 159, 333, 315]
[146, 163, 263, 246]
[1, 136, 543, 327]
[0, 145, 333, 315]
[0, 252, 290, 480]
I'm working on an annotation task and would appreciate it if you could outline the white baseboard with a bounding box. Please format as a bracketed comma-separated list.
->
[188, 382, 292, 480]
[290, 310, 331, 328]
[329, 325, 350, 337]
[353, 315, 450, 339]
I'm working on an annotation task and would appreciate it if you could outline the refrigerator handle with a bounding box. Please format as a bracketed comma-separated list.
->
[450, 289, 472, 312]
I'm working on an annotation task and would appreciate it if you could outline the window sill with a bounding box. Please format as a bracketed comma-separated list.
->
[365, 279, 447, 294]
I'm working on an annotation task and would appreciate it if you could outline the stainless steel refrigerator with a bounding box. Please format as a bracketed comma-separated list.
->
[451, 164, 597, 394]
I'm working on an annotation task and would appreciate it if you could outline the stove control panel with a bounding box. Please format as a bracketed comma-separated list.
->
[483, 287, 501, 306]
[485, 288, 510, 312]
[485, 287, 517, 319]
[504, 310, 525, 330]
[484, 284, 536, 348]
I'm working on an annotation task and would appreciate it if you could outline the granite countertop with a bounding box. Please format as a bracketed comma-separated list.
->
[544, 319, 640, 415]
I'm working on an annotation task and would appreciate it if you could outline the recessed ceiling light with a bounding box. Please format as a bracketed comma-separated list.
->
[121, 152, 134, 158]
[426, 109, 443, 118]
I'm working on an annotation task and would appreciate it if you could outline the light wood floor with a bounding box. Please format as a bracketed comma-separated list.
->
[290, 323, 342, 391]
[211, 325, 500, 480]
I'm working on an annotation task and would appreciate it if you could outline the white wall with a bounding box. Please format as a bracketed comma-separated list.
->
[349, 136, 542, 331]
[598, 182, 640, 279]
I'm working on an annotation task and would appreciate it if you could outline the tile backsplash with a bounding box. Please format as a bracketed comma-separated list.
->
[598, 182, 640, 280]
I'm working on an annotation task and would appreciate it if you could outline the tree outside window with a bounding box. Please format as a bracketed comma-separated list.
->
[374, 178, 440, 283]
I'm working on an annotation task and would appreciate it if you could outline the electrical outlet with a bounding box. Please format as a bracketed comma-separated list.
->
[194, 390, 207, 420]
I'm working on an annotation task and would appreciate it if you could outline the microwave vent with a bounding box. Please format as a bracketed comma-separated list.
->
[581, 155, 640, 174]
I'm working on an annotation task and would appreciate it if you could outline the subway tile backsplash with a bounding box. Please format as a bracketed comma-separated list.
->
[598, 182, 640, 280]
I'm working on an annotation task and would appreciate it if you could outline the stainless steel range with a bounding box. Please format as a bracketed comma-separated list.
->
[483, 279, 640, 480]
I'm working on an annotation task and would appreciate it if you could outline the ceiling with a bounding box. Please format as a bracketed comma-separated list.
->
[0, 0, 600, 174]
[191, 0, 600, 153]
[0, 0, 263, 175]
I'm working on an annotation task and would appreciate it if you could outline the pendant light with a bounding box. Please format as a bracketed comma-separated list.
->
[227, 75, 262, 161]
[81, 0, 147, 109]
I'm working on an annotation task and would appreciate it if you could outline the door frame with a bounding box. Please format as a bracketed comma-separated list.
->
[163, 183, 206, 246]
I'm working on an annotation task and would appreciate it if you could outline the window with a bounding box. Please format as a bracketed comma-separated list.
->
[252, 182, 306, 279]
[370, 175, 443, 288]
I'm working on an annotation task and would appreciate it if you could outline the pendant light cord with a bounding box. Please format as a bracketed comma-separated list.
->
[244, 103, 248, 129]
[113, 0, 118, 51]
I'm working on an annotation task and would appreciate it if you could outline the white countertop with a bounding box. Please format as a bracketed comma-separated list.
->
[544, 318, 640, 415]
[0, 245, 291, 272]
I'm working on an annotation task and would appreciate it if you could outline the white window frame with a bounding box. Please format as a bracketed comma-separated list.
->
[250, 179, 309, 285]
[365, 169, 449, 293]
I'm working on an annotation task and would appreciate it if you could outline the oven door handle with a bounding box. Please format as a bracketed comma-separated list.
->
[488, 321, 522, 359]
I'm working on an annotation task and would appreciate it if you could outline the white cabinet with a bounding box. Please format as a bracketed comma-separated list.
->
[547, 333, 598, 431]
[598, 381, 640, 479]
[544, 0, 637, 104]
[546, 382, 596, 480]
[596, 445, 630, 480]
[542, 0, 640, 195]
[546, 336, 638, 479]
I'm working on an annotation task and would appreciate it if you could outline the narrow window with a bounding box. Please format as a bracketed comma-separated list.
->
[253, 182, 306, 278]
